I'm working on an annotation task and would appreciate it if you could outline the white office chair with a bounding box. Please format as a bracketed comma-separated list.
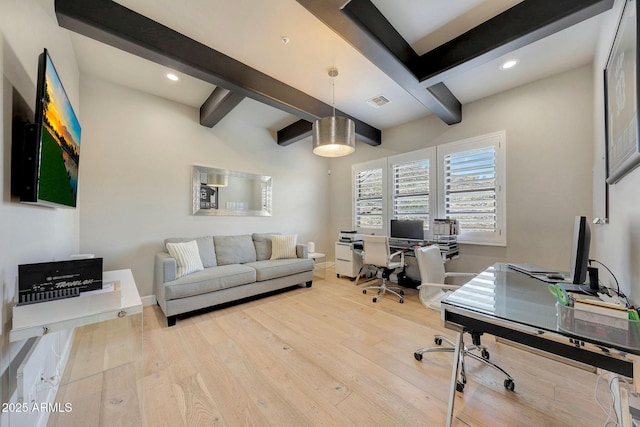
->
[413, 245, 515, 392]
[415, 245, 477, 310]
[355, 235, 406, 303]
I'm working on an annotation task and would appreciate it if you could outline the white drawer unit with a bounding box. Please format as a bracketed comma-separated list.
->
[335, 242, 363, 280]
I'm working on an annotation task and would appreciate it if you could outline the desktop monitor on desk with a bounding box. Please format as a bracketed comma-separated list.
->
[508, 215, 592, 291]
[569, 215, 591, 285]
[390, 219, 424, 241]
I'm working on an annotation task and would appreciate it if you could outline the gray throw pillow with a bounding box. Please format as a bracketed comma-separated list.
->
[165, 236, 217, 267]
[214, 235, 257, 265]
[252, 232, 280, 261]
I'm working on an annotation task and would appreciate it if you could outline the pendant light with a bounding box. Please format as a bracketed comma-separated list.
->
[312, 67, 355, 157]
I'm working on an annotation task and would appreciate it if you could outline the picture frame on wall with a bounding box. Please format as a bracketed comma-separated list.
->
[199, 184, 218, 210]
[604, 0, 640, 184]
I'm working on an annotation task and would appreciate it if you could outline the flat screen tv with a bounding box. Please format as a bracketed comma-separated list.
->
[569, 216, 591, 284]
[20, 48, 81, 208]
[390, 219, 424, 240]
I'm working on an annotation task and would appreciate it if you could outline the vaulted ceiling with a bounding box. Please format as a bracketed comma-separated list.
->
[55, 0, 614, 148]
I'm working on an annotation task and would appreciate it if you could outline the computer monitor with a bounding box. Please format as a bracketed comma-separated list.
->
[390, 219, 424, 240]
[569, 216, 591, 284]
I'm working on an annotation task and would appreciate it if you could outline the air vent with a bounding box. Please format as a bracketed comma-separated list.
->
[366, 95, 390, 108]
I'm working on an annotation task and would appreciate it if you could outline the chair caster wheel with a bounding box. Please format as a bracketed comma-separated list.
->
[414, 352, 423, 361]
[399, 298, 404, 304]
[434, 337, 443, 345]
[504, 379, 515, 391]
[372, 297, 377, 303]
[481, 349, 490, 360]
[456, 382, 465, 392]
[362, 289, 367, 294]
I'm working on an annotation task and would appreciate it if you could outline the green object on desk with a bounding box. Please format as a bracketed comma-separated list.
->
[548, 283, 570, 306]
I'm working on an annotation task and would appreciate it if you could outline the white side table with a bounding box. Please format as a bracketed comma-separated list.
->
[308, 252, 326, 279]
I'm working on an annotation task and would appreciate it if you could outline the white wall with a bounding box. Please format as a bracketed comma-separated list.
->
[592, 0, 640, 302]
[0, 0, 80, 419]
[78, 76, 331, 297]
[328, 65, 595, 274]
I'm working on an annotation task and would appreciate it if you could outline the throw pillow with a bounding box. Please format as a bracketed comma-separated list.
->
[270, 234, 297, 260]
[166, 240, 204, 278]
[252, 232, 280, 261]
[213, 235, 257, 266]
[164, 236, 217, 268]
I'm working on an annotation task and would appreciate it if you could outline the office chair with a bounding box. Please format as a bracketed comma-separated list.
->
[355, 235, 406, 303]
[413, 245, 515, 392]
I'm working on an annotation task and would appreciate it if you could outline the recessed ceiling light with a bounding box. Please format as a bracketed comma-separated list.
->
[500, 59, 518, 70]
[166, 73, 179, 81]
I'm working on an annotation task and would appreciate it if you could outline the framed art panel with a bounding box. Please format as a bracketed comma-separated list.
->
[604, 0, 640, 184]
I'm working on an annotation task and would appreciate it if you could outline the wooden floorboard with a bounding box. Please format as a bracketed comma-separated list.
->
[60, 268, 617, 426]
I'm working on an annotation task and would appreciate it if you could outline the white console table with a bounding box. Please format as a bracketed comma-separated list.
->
[10, 269, 142, 342]
[8, 269, 144, 426]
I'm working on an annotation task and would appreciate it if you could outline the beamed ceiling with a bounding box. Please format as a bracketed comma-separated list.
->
[54, 0, 614, 148]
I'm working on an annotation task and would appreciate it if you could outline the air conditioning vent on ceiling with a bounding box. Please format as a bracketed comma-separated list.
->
[366, 95, 390, 108]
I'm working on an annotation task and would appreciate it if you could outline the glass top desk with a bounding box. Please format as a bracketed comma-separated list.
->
[441, 263, 640, 427]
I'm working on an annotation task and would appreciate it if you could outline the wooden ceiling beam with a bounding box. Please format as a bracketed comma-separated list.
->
[54, 0, 381, 145]
[301, 0, 461, 124]
[199, 87, 245, 128]
[304, 0, 614, 125]
[413, 0, 615, 86]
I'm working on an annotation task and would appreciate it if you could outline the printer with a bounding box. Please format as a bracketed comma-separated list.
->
[339, 231, 362, 243]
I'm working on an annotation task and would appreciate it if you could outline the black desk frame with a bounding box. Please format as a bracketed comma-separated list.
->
[441, 265, 639, 427]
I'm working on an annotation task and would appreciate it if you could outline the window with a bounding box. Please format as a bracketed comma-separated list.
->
[437, 131, 506, 246]
[353, 159, 387, 235]
[389, 148, 436, 234]
[351, 131, 506, 246]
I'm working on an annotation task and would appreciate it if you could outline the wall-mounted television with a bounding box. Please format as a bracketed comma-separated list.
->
[16, 48, 81, 208]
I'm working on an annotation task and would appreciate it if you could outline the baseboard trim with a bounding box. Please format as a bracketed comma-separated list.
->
[142, 295, 156, 306]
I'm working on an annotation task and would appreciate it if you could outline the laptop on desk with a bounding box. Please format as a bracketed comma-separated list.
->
[507, 263, 560, 275]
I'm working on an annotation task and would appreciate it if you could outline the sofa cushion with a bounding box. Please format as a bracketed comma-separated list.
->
[164, 264, 256, 300]
[166, 240, 204, 278]
[252, 232, 280, 261]
[214, 235, 257, 265]
[270, 234, 298, 260]
[245, 258, 314, 282]
[165, 236, 217, 268]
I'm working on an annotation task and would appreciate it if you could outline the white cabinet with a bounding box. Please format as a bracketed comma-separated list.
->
[335, 242, 362, 279]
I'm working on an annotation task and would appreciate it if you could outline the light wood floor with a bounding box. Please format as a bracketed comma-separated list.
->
[60, 268, 618, 426]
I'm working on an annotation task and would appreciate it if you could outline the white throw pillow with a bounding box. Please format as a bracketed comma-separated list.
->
[270, 234, 297, 260]
[166, 240, 204, 278]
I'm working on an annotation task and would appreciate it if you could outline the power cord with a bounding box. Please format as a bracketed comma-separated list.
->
[596, 371, 618, 426]
[589, 259, 630, 307]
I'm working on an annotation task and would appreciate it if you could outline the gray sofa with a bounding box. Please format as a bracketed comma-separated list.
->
[154, 233, 314, 326]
